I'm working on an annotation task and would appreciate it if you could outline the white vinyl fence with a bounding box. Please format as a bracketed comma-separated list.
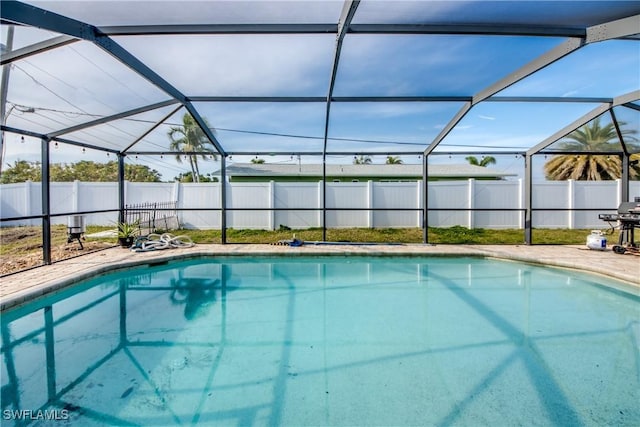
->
[2, 179, 638, 230]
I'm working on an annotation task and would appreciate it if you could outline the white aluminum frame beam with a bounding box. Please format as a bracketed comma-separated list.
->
[100, 24, 337, 36]
[586, 14, 640, 43]
[97, 23, 587, 38]
[48, 100, 178, 138]
[0, 34, 77, 65]
[184, 95, 613, 103]
[122, 104, 183, 153]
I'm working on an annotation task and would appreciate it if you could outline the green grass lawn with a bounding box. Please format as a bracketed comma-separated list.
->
[159, 226, 594, 245]
[1, 225, 599, 259]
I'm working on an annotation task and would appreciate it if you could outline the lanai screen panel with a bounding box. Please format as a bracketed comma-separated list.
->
[541, 113, 624, 154]
[327, 102, 465, 153]
[123, 107, 193, 154]
[59, 104, 181, 153]
[115, 34, 336, 97]
[191, 102, 327, 154]
[25, 0, 344, 26]
[435, 102, 604, 154]
[1, 23, 65, 50]
[352, 0, 638, 27]
[4, 40, 169, 135]
[612, 105, 640, 154]
[333, 35, 568, 97]
[498, 40, 640, 99]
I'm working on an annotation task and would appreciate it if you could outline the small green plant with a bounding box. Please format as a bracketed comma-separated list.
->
[116, 220, 140, 247]
[117, 220, 139, 238]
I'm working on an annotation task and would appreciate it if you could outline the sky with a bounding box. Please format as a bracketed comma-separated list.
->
[1, 1, 639, 182]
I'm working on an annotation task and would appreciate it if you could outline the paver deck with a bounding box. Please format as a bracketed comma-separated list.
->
[1, 244, 638, 311]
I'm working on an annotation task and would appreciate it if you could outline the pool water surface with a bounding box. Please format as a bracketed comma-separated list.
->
[1, 256, 638, 426]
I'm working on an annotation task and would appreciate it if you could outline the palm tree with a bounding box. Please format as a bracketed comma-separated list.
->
[385, 156, 403, 164]
[353, 155, 372, 165]
[544, 117, 638, 180]
[465, 156, 496, 167]
[168, 113, 217, 183]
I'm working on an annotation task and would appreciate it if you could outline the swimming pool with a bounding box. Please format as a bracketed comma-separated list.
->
[1, 256, 638, 426]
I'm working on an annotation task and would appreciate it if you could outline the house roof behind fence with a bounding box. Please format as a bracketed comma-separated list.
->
[224, 163, 516, 179]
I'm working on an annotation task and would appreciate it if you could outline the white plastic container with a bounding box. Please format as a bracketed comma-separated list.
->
[586, 230, 607, 250]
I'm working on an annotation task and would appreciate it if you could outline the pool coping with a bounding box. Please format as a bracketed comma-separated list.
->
[1, 243, 638, 311]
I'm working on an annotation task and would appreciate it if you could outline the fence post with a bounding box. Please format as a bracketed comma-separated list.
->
[73, 179, 80, 212]
[171, 180, 180, 206]
[367, 180, 373, 228]
[524, 154, 532, 244]
[172, 180, 181, 226]
[24, 180, 32, 225]
[616, 179, 622, 205]
[318, 180, 324, 229]
[416, 180, 422, 228]
[269, 180, 275, 231]
[568, 179, 575, 229]
[423, 158, 429, 243]
[518, 179, 524, 229]
[468, 178, 475, 229]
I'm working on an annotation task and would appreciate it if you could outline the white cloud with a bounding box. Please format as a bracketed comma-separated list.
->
[478, 114, 495, 121]
[116, 34, 335, 97]
[6, 41, 167, 123]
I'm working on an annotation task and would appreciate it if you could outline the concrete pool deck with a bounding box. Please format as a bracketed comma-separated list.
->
[1, 243, 638, 311]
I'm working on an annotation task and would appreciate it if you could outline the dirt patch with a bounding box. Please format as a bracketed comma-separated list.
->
[0, 240, 114, 276]
[0, 226, 41, 243]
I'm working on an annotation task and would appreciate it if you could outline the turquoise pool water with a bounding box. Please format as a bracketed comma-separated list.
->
[1, 256, 638, 426]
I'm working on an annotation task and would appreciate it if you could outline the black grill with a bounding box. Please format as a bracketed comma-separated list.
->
[599, 198, 640, 255]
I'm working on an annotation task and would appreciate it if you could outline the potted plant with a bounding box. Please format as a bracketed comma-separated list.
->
[117, 220, 139, 248]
